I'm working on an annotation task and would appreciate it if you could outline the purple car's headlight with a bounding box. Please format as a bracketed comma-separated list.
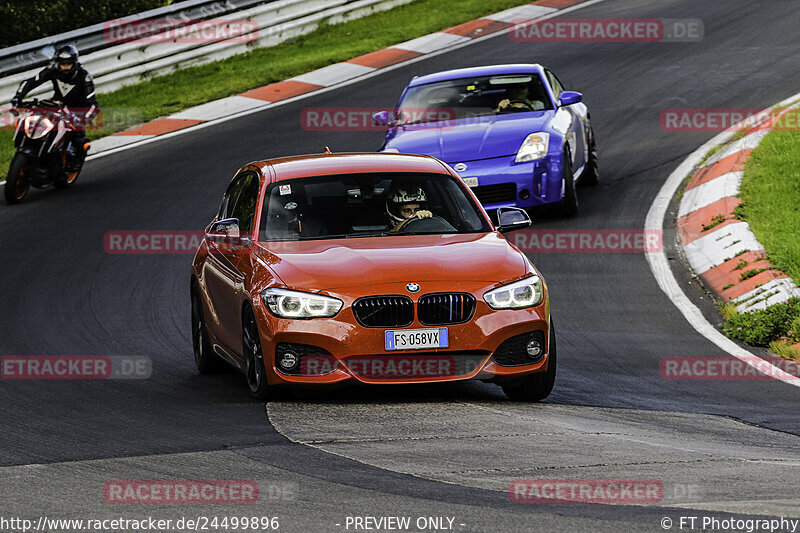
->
[515, 132, 549, 163]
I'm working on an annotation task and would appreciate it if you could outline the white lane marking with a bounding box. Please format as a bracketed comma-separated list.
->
[484, 4, 557, 23]
[678, 171, 741, 218]
[89, 134, 157, 152]
[170, 95, 267, 121]
[291, 62, 375, 87]
[394, 32, 470, 54]
[682, 221, 764, 274]
[645, 93, 800, 387]
[0, 0, 608, 174]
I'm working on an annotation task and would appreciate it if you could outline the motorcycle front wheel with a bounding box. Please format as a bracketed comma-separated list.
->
[4, 153, 31, 205]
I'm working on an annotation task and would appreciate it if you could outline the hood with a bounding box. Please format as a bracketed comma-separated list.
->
[255, 233, 528, 292]
[384, 112, 552, 163]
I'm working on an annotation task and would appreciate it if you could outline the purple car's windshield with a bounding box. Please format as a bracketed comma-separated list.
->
[394, 74, 553, 125]
[258, 172, 491, 242]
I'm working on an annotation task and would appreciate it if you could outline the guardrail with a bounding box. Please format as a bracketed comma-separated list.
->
[0, 0, 413, 103]
[0, 0, 270, 77]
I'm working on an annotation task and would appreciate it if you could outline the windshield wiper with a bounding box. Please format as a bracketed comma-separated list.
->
[346, 232, 390, 238]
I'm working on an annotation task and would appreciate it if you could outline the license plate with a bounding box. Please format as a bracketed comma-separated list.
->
[463, 177, 479, 188]
[385, 328, 448, 351]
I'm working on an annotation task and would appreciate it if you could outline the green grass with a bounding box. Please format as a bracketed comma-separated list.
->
[722, 298, 800, 347]
[738, 125, 800, 283]
[769, 340, 800, 361]
[1, 0, 534, 182]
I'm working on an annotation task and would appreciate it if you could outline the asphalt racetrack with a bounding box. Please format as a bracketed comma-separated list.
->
[2, 0, 800, 531]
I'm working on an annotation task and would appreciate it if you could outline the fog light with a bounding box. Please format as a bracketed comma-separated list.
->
[526, 338, 542, 358]
[519, 189, 530, 200]
[278, 351, 299, 371]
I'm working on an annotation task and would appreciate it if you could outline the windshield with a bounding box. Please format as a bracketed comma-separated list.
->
[394, 73, 553, 125]
[258, 172, 491, 242]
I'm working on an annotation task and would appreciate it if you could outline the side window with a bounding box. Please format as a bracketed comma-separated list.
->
[544, 70, 563, 99]
[219, 176, 246, 221]
[230, 173, 260, 234]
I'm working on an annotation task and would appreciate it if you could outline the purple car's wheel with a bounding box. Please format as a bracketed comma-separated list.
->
[581, 126, 599, 186]
[559, 148, 578, 216]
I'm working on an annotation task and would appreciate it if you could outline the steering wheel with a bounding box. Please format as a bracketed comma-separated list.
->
[503, 99, 535, 111]
[396, 215, 457, 233]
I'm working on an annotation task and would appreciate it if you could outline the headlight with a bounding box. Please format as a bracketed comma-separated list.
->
[261, 288, 343, 318]
[515, 132, 549, 163]
[382, 148, 400, 153]
[483, 276, 543, 309]
[24, 115, 54, 139]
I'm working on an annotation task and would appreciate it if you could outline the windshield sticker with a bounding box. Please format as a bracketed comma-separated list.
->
[279, 184, 291, 195]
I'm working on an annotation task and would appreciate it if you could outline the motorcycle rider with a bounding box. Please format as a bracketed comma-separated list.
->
[10, 44, 99, 172]
[386, 186, 433, 232]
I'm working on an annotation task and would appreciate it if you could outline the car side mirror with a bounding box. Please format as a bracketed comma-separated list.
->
[372, 111, 389, 126]
[496, 207, 532, 233]
[558, 91, 582, 106]
[206, 218, 245, 247]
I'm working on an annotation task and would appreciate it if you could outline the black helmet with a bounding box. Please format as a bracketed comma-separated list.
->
[53, 44, 79, 73]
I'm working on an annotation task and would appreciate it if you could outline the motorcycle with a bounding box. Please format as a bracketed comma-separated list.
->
[4, 99, 90, 204]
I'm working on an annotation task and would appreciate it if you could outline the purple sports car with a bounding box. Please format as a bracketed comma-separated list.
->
[373, 64, 598, 215]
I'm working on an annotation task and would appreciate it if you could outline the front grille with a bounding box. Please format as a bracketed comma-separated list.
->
[471, 182, 517, 205]
[493, 331, 546, 366]
[353, 296, 413, 328]
[418, 293, 476, 325]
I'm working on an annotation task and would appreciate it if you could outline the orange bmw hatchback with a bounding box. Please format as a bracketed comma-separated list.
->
[190, 152, 555, 401]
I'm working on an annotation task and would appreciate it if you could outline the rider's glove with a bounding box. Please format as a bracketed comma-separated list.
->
[414, 210, 433, 219]
[10, 95, 21, 107]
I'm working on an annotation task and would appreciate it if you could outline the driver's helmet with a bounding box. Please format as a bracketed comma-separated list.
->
[53, 45, 79, 77]
[386, 186, 427, 224]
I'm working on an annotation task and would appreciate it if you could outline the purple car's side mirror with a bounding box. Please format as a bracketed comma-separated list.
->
[372, 111, 389, 126]
[558, 91, 583, 106]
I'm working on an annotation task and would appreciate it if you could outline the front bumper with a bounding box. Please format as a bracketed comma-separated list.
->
[254, 284, 551, 387]
[450, 154, 563, 210]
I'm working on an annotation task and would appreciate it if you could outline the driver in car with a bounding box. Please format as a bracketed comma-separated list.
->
[386, 186, 433, 232]
[495, 84, 534, 112]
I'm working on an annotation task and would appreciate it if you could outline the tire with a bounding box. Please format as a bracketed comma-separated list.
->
[558, 148, 579, 216]
[4, 153, 31, 205]
[502, 323, 557, 402]
[581, 126, 599, 187]
[191, 285, 226, 374]
[243, 305, 271, 400]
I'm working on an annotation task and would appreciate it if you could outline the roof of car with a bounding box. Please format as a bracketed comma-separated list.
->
[407, 64, 545, 87]
[254, 152, 452, 182]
